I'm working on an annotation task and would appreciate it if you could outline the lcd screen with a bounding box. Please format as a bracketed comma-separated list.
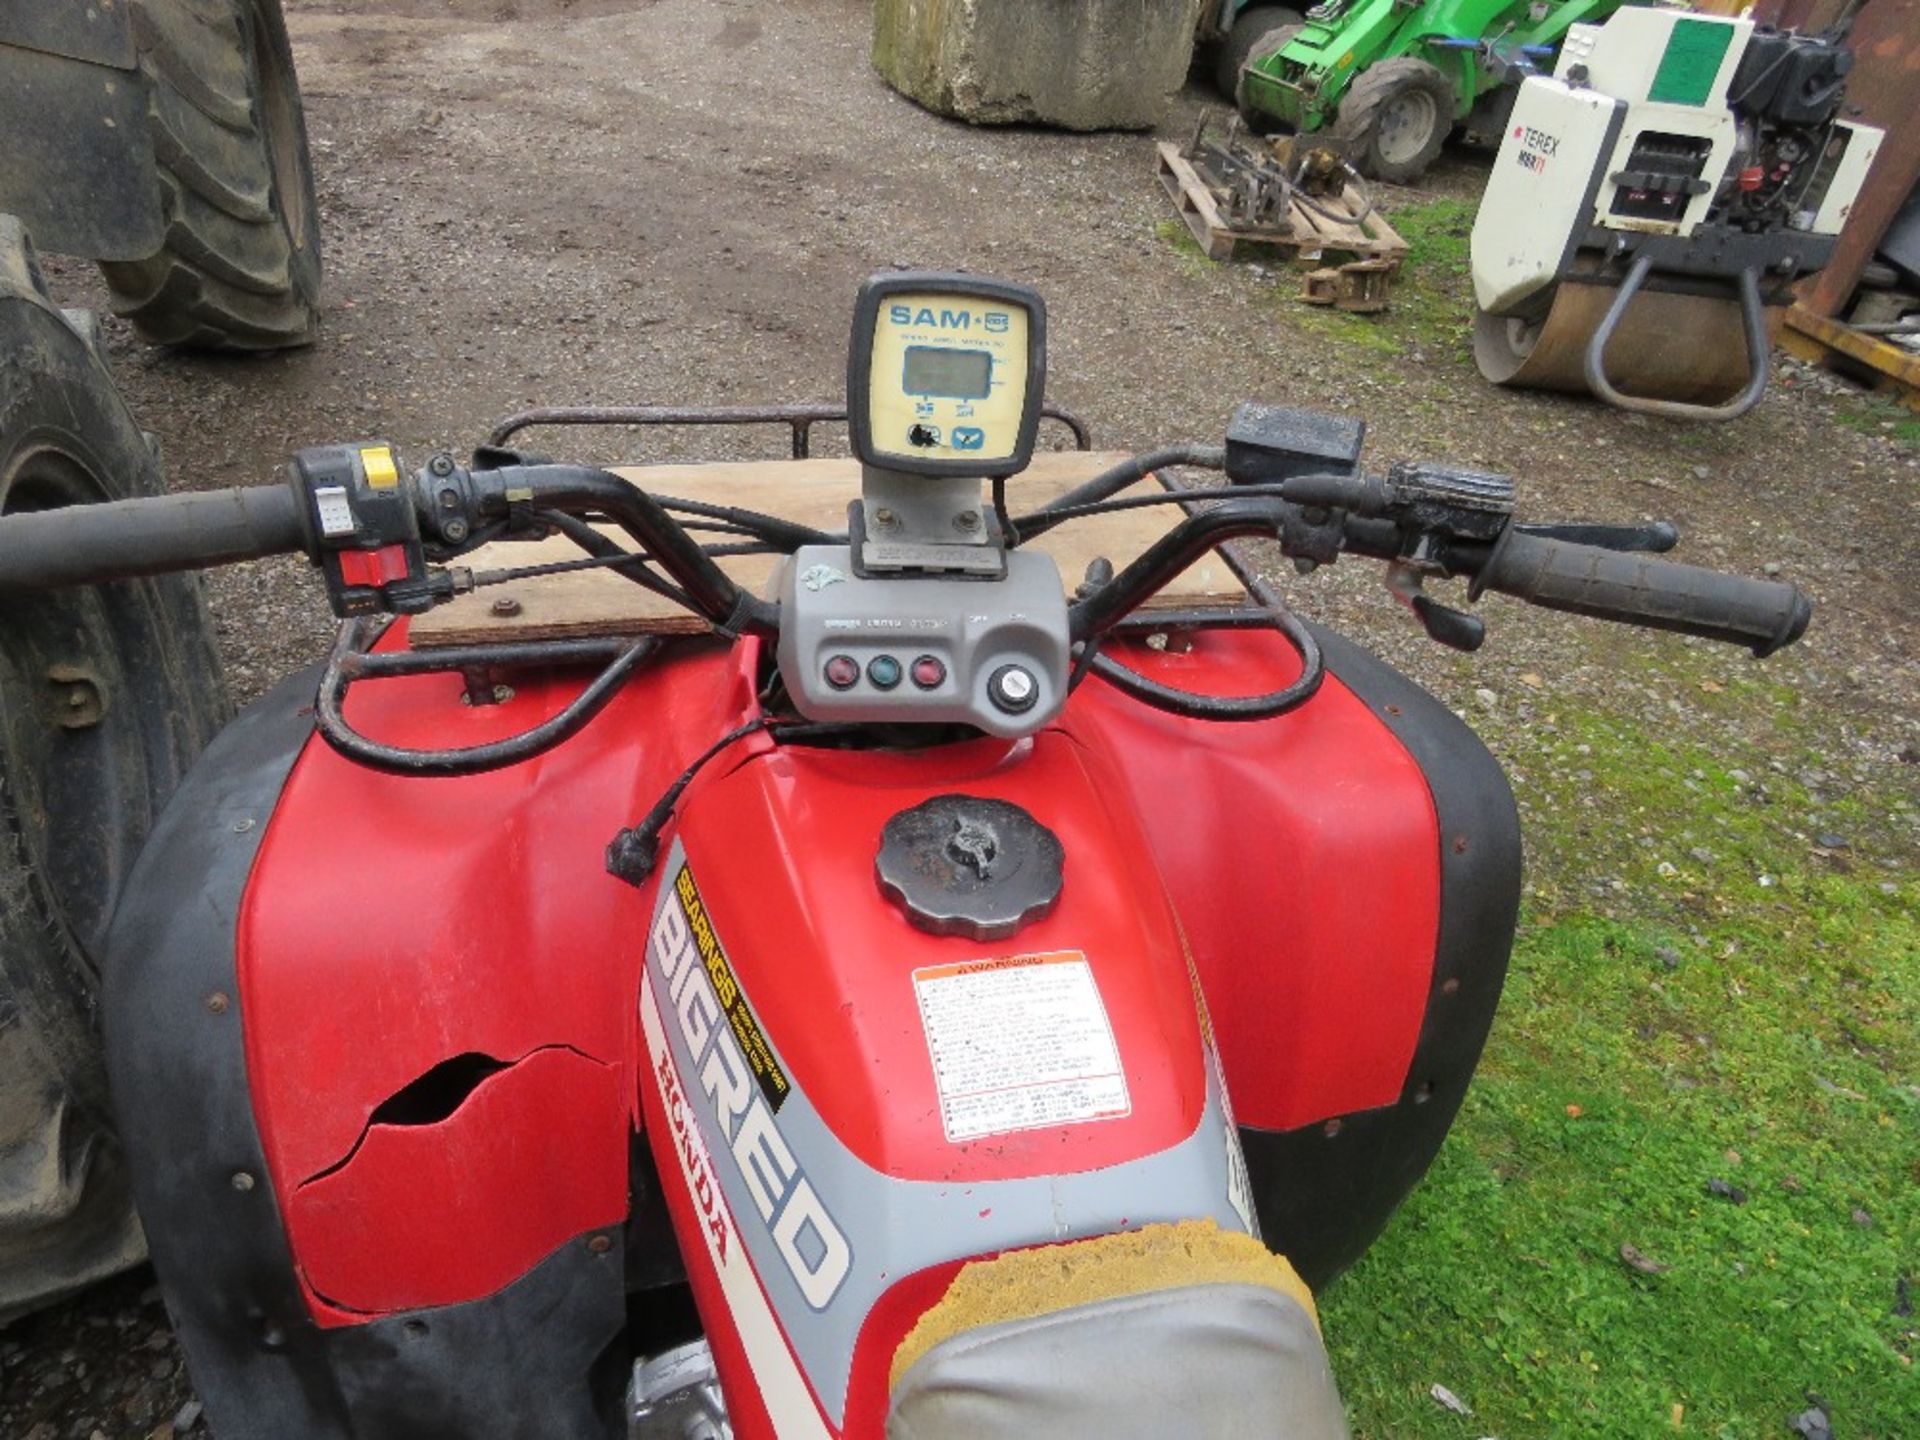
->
[903, 346, 992, 399]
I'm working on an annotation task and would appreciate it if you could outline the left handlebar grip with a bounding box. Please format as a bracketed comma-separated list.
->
[0, 484, 309, 593]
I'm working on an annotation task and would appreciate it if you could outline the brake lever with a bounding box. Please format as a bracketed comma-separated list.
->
[1510, 520, 1679, 554]
[1386, 562, 1487, 653]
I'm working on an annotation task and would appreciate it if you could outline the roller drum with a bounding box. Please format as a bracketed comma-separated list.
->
[1473, 282, 1769, 409]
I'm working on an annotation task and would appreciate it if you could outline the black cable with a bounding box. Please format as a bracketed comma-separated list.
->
[607, 718, 769, 885]
[1014, 478, 1367, 533]
[1067, 636, 1104, 693]
[1287, 157, 1375, 229]
[655, 494, 837, 550]
[482, 465, 774, 634]
[605, 717, 861, 886]
[1726, 46, 1793, 110]
[1015, 482, 1268, 530]
[991, 474, 1019, 546]
[472, 551, 650, 587]
[1013, 444, 1228, 543]
[538, 509, 698, 612]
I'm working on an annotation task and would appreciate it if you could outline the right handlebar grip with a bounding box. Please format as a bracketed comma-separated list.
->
[1471, 529, 1811, 657]
[0, 484, 309, 593]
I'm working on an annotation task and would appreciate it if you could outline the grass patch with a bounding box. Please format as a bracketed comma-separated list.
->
[1835, 396, 1920, 451]
[1154, 217, 1218, 279]
[1321, 700, 1919, 1438]
[1258, 196, 1480, 362]
[1392, 195, 1474, 278]
[1382, 195, 1477, 360]
[1290, 300, 1405, 356]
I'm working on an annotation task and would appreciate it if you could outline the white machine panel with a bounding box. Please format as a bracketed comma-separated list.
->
[1556, 11, 1752, 106]
[1596, 107, 1738, 238]
[1471, 78, 1622, 314]
[1811, 121, 1885, 236]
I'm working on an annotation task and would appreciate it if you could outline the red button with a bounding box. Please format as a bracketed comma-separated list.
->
[824, 655, 860, 690]
[337, 544, 412, 587]
[910, 655, 946, 689]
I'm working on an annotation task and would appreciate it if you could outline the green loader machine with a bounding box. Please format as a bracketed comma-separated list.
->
[1222, 0, 1638, 182]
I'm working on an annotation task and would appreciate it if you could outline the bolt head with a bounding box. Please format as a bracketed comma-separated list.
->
[491, 596, 523, 618]
[205, 991, 231, 1015]
[231, 1171, 256, 1193]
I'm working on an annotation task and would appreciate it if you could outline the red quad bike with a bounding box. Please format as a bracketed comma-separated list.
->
[0, 274, 1810, 1439]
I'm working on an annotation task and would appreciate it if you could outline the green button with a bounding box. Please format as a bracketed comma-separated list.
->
[867, 655, 902, 690]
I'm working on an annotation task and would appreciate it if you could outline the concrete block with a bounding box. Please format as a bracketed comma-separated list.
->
[873, 0, 1203, 132]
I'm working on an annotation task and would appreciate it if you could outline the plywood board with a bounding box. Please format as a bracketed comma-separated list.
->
[409, 451, 1247, 646]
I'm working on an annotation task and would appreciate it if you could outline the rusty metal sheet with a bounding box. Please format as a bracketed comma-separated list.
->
[1738, 0, 1855, 30]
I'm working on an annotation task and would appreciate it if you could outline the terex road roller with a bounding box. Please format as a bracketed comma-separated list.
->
[1470, 9, 1881, 421]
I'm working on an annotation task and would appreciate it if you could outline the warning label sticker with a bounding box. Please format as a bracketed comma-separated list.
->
[912, 952, 1130, 1143]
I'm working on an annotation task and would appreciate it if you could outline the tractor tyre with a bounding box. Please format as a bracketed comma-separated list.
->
[97, 0, 322, 351]
[1217, 6, 1304, 101]
[1328, 57, 1455, 184]
[0, 216, 231, 1322]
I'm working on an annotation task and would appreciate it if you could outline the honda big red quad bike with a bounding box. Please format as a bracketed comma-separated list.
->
[0, 274, 1808, 1438]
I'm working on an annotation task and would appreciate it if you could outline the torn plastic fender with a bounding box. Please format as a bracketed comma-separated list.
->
[289, 1043, 627, 1314]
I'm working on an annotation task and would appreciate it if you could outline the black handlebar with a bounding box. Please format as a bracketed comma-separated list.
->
[0, 484, 307, 591]
[1468, 528, 1810, 657]
[0, 444, 1811, 663]
[464, 464, 774, 634]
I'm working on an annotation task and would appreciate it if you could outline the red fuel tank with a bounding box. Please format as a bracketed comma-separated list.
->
[638, 727, 1250, 1434]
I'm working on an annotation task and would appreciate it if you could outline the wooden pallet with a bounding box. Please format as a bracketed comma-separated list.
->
[1155, 141, 1409, 267]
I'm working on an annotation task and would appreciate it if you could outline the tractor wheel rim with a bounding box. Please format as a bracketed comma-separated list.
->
[1377, 90, 1439, 167]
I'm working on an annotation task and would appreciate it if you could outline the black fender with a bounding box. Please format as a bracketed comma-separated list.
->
[0, 12, 164, 261]
[104, 668, 627, 1439]
[1241, 625, 1523, 1290]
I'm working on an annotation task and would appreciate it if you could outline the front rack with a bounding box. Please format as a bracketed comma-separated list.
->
[486, 401, 1094, 459]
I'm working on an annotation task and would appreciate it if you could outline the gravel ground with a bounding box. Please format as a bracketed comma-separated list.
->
[4, 0, 1915, 1433]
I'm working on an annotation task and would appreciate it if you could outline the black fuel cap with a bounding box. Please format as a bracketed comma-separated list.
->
[876, 795, 1064, 942]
